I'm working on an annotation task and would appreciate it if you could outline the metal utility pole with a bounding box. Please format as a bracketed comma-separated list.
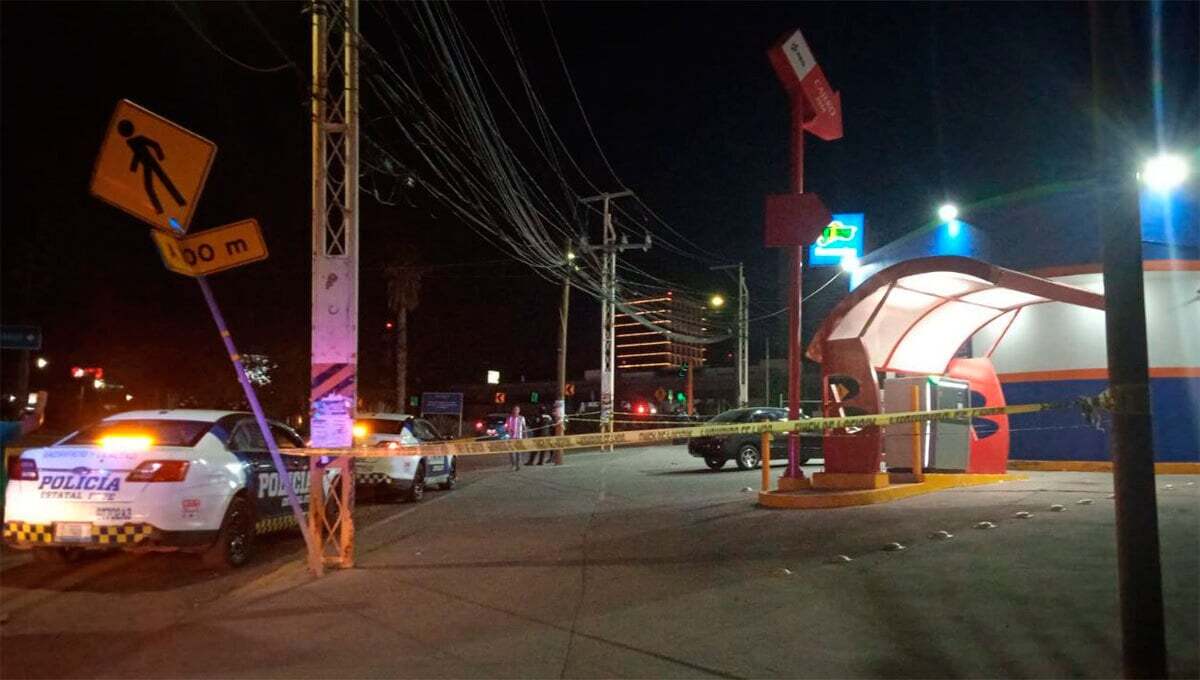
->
[579, 190, 636, 449]
[712, 263, 749, 407]
[1091, 3, 1166, 677]
[308, 0, 359, 575]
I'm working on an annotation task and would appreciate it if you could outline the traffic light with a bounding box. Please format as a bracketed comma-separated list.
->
[530, 391, 540, 403]
[677, 362, 689, 378]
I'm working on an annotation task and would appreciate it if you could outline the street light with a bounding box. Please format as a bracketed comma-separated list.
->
[35, 357, 48, 370]
[709, 294, 725, 308]
[937, 203, 959, 222]
[1140, 153, 1190, 193]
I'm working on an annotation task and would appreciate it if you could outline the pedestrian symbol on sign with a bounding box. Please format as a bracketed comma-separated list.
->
[90, 100, 216, 234]
[117, 119, 187, 216]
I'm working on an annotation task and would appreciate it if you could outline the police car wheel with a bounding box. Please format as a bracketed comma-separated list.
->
[438, 462, 456, 491]
[704, 456, 725, 470]
[202, 496, 254, 569]
[32, 547, 82, 564]
[405, 463, 426, 503]
[735, 444, 761, 470]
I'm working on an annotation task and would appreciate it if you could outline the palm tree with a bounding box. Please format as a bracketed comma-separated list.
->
[385, 266, 422, 413]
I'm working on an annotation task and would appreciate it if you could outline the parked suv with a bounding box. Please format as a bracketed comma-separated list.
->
[687, 407, 822, 470]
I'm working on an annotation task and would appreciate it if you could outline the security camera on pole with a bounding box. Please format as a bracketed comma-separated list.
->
[764, 28, 843, 488]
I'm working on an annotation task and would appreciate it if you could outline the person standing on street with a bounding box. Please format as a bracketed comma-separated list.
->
[526, 406, 554, 465]
[505, 405, 526, 471]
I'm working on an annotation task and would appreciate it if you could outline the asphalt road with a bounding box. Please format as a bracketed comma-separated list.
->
[1, 446, 1197, 679]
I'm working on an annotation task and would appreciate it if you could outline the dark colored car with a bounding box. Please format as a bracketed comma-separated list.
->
[687, 407, 822, 470]
[472, 414, 510, 440]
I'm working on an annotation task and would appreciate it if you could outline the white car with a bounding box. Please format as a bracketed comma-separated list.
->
[3, 409, 323, 568]
[352, 413, 456, 502]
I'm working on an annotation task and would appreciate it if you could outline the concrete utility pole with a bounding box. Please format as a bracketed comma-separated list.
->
[308, 0, 359, 575]
[554, 246, 576, 465]
[579, 190, 637, 449]
[1091, 3, 1166, 677]
[764, 337, 770, 406]
[712, 263, 749, 407]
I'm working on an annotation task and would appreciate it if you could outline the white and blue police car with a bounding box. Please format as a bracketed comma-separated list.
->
[352, 413, 456, 502]
[3, 409, 323, 568]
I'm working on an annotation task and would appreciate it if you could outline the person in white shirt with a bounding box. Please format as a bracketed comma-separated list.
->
[504, 405, 526, 471]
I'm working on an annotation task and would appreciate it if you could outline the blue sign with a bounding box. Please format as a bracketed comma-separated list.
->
[420, 392, 463, 415]
[0, 325, 41, 350]
[808, 213, 865, 266]
[1140, 188, 1198, 247]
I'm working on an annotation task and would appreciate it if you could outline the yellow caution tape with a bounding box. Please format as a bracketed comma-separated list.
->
[298, 400, 1069, 459]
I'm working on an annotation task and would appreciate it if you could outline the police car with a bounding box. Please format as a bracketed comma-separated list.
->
[352, 413, 456, 502]
[3, 409, 323, 568]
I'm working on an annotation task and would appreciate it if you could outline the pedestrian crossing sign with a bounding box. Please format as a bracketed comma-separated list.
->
[90, 99, 217, 234]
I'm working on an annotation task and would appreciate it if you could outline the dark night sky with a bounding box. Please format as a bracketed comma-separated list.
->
[2, 2, 1196, 420]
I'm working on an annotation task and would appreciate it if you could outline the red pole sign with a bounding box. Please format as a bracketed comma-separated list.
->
[766, 28, 843, 480]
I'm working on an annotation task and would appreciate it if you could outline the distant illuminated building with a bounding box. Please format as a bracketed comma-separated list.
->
[615, 292, 707, 369]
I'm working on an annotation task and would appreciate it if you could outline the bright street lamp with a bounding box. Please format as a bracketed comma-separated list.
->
[937, 203, 959, 222]
[35, 357, 49, 370]
[709, 294, 725, 308]
[1141, 154, 1190, 193]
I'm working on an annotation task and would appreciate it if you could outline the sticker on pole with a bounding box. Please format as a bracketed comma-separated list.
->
[150, 219, 268, 277]
[90, 100, 216, 234]
[311, 393, 354, 448]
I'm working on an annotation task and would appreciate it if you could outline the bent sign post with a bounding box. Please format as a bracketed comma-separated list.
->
[90, 100, 317, 571]
[90, 100, 216, 234]
[151, 219, 268, 277]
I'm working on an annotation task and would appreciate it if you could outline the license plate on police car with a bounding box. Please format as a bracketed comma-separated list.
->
[54, 522, 93, 543]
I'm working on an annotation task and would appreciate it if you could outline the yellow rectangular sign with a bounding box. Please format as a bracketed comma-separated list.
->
[91, 99, 216, 234]
[151, 219, 268, 277]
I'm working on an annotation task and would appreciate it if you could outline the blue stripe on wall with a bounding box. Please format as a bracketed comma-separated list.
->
[1003, 378, 1200, 462]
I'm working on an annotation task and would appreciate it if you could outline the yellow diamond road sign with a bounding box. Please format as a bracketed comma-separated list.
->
[151, 219, 268, 277]
[91, 99, 216, 234]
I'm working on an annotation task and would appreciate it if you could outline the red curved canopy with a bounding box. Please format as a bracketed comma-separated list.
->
[806, 256, 1105, 375]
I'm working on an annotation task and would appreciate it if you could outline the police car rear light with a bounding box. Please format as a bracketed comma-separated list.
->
[100, 435, 154, 452]
[7, 456, 37, 481]
[126, 460, 190, 482]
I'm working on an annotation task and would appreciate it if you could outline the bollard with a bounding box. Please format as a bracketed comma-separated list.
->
[761, 430, 772, 492]
[911, 385, 925, 482]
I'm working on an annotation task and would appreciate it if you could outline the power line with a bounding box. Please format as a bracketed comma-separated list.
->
[171, 2, 294, 74]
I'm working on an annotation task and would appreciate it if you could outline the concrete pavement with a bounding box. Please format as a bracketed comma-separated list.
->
[1, 445, 1197, 678]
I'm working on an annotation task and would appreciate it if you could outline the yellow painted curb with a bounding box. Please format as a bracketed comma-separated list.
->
[758, 473, 1026, 509]
[1008, 460, 1200, 474]
[812, 472, 890, 490]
